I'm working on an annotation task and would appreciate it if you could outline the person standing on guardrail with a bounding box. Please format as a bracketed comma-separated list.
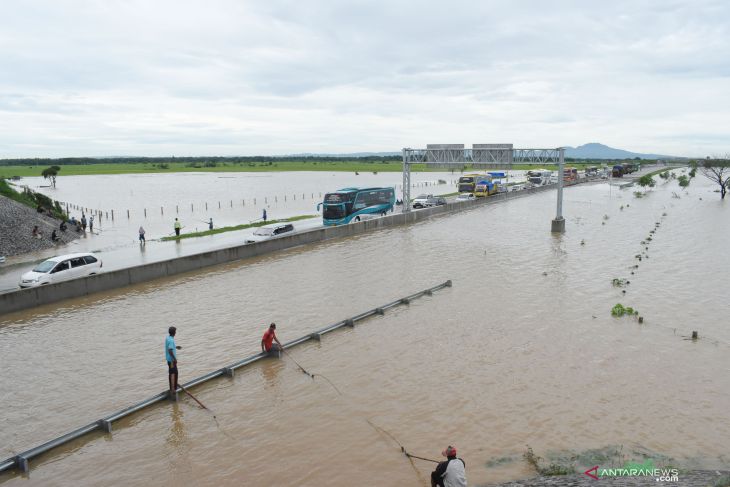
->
[262, 208, 267, 223]
[138, 226, 146, 244]
[89, 215, 94, 233]
[431, 445, 466, 487]
[174, 218, 181, 237]
[261, 323, 282, 354]
[166, 326, 182, 397]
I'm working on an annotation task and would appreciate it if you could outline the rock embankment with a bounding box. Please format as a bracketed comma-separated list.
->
[0, 195, 80, 257]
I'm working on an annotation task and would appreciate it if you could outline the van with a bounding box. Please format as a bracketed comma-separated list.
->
[245, 223, 295, 243]
[19, 253, 102, 288]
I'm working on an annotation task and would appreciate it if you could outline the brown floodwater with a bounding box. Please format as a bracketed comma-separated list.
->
[1, 172, 728, 486]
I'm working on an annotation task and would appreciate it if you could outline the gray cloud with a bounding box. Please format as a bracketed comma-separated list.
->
[0, 0, 728, 157]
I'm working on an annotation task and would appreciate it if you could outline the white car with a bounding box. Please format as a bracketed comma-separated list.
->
[412, 194, 434, 209]
[455, 193, 476, 202]
[19, 253, 102, 288]
[245, 223, 295, 244]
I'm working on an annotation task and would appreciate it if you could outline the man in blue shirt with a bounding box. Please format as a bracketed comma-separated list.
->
[165, 327, 182, 397]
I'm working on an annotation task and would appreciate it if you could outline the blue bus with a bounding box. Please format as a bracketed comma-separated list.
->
[318, 187, 396, 225]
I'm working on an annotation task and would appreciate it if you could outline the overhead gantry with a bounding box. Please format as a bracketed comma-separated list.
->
[401, 144, 566, 232]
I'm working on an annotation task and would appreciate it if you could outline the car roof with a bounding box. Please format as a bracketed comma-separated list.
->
[43, 252, 97, 262]
[258, 223, 293, 229]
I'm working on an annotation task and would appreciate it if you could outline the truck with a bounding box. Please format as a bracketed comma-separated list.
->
[526, 169, 552, 186]
[457, 174, 489, 193]
[474, 178, 498, 197]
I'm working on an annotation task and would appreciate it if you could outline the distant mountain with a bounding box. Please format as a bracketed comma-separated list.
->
[292, 145, 678, 160]
[564, 143, 675, 160]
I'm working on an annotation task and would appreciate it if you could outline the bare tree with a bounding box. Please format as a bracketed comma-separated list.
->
[699, 156, 730, 199]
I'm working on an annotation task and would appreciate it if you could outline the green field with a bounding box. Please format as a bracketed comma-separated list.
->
[0, 160, 603, 178]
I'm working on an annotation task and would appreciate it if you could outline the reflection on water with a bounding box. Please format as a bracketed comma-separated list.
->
[0, 172, 729, 486]
[166, 403, 186, 448]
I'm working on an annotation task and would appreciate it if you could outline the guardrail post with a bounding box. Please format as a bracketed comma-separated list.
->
[375, 308, 384, 315]
[346, 319, 355, 327]
[310, 333, 322, 341]
[400, 298, 410, 304]
[222, 367, 235, 378]
[425, 289, 433, 296]
[98, 419, 112, 434]
[445, 280, 452, 287]
[15, 456, 29, 473]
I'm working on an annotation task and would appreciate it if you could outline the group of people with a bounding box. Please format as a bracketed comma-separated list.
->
[164, 324, 466, 486]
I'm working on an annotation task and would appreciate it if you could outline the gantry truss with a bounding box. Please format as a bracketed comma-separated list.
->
[401, 145, 566, 231]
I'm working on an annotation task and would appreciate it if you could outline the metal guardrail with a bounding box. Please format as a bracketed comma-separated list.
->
[0, 280, 452, 475]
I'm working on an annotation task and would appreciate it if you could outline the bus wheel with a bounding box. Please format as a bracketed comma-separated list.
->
[354, 216, 361, 223]
[381, 211, 387, 216]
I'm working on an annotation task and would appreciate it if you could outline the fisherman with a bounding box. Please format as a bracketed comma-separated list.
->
[174, 218, 181, 237]
[431, 445, 466, 487]
[261, 323, 283, 354]
[165, 327, 182, 398]
[60, 220, 67, 232]
[89, 215, 94, 232]
[262, 208, 267, 223]
[208, 218, 213, 230]
[32, 225, 41, 239]
[51, 229, 60, 242]
[81, 214, 87, 232]
[138, 226, 146, 244]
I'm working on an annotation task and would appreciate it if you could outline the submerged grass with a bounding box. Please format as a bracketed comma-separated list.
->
[160, 215, 318, 241]
[523, 445, 574, 476]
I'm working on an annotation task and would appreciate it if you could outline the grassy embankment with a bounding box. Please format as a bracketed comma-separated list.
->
[160, 215, 318, 241]
[0, 179, 66, 219]
[0, 160, 604, 178]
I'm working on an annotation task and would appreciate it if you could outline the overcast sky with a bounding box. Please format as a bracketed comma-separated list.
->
[0, 0, 728, 158]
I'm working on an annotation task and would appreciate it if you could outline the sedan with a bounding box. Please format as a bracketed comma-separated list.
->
[455, 193, 476, 202]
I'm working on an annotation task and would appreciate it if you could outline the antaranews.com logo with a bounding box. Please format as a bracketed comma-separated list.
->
[584, 459, 679, 482]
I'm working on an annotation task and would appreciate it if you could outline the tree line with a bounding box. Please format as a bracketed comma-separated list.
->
[0, 155, 401, 166]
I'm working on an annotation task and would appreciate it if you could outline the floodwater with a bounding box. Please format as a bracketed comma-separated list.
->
[17, 170, 484, 238]
[1, 170, 728, 486]
[0, 170, 526, 292]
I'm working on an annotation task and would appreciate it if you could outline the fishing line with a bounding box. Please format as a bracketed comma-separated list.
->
[282, 349, 344, 396]
[281, 349, 431, 485]
[178, 384, 236, 441]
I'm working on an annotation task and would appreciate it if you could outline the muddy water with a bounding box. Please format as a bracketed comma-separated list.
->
[1, 172, 728, 486]
[20, 170, 477, 235]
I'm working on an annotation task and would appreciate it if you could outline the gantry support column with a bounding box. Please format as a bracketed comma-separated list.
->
[551, 147, 566, 233]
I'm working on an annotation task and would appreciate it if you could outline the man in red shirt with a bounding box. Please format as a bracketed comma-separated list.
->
[261, 323, 283, 354]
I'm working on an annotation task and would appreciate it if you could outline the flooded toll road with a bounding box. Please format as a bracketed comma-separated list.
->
[1, 172, 729, 486]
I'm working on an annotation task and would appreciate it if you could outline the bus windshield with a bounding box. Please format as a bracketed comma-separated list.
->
[323, 205, 345, 219]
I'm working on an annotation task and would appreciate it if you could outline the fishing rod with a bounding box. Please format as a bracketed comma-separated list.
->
[366, 419, 430, 485]
[178, 384, 216, 418]
[177, 383, 238, 441]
